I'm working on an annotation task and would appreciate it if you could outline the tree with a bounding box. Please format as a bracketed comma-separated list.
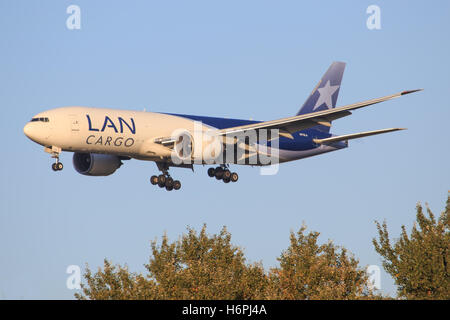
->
[76, 225, 268, 300]
[145, 225, 268, 299]
[373, 194, 449, 299]
[267, 225, 377, 299]
[76, 224, 377, 300]
[75, 260, 158, 300]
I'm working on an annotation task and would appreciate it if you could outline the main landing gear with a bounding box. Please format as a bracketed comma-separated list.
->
[207, 166, 238, 184]
[150, 163, 181, 191]
[150, 174, 181, 191]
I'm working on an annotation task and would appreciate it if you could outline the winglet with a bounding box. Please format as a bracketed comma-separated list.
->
[401, 89, 423, 95]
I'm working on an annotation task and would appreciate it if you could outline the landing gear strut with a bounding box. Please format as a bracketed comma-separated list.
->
[150, 162, 181, 191]
[46, 146, 63, 171]
[207, 166, 238, 184]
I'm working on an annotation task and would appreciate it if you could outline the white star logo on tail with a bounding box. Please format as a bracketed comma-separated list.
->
[312, 80, 340, 111]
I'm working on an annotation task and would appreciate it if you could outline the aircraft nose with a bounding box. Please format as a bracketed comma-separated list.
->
[23, 122, 36, 140]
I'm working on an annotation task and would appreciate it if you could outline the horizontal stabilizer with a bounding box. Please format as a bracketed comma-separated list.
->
[313, 128, 406, 144]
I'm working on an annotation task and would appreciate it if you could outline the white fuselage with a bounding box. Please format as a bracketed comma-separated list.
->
[24, 106, 340, 166]
[24, 106, 217, 162]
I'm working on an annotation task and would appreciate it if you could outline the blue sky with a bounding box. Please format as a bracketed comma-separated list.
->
[0, 1, 449, 299]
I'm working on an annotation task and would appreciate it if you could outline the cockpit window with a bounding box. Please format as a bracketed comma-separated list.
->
[30, 117, 49, 122]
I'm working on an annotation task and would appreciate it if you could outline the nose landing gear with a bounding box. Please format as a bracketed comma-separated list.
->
[45, 146, 63, 171]
[51, 161, 63, 171]
[207, 166, 238, 184]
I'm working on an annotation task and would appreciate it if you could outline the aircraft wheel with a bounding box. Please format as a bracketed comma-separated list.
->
[222, 170, 231, 180]
[173, 180, 181, 190]
[165, 177, 174, 188]
[57, 162, 63, 171]
[157, 175, 166, 188]
[207, 167, 215, 177]
[158, 174, 166, 184]
[223, 177, 230, 183]
[165, 185, 174, 191]
[230, 172, 239, 182]
[52, 163, 58, 171]
[215, 167, 224, 180]
[150, 175, 158, 185]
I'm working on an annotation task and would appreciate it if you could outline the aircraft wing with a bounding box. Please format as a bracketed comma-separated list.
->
[214, 89, 422, 139]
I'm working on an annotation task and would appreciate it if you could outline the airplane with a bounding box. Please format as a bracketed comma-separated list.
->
[23, 62, 421, 191]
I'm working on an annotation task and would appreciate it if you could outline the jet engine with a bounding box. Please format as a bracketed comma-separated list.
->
[73, 153, 122, 176]
[174, 132, 194, 161]
[171, 130, 223, 164]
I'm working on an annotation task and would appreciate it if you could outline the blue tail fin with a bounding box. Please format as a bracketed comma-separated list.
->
[297, 61, 346, 132]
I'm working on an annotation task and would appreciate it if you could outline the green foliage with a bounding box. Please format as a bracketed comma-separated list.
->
[76, 225, 267, 300]
[145, 225, 268, 299]
[74, 260, 158, 300]
[75, 195, 449, 300]
[373, 194, 450, 299]
[267, 225, 376, 299]
[76, 224, 375, 300]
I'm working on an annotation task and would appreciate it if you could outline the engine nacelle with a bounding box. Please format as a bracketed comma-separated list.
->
[171, 130, 223, 164]
[73, 153, 122, 176]
[174, 132, 194, 161]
